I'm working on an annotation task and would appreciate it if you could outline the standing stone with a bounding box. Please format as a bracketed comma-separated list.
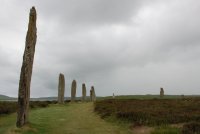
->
[90, 89, 92, 101]
[16, 7, 37, 128]
[160, 87, 164, 98]
[112, 93, 115, 99]
[91, 86, 96, 102]
[58, 73, 65, 104]
[82, 83, 86, 102]
[71, 80, 76, 102]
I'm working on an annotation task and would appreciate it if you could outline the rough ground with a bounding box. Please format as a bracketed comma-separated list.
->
[131, 126, 153, 134]
[1, 102, 131, 134]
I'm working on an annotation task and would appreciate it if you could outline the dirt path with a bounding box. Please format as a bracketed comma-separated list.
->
[131, 126, 154, 134]
[49, 102, 130, 134]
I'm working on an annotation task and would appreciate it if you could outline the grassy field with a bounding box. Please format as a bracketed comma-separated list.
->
[0, 102, 131, 134]
[1, 98, 200, 134]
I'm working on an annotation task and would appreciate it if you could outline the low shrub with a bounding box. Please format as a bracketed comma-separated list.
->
[0, 101, 55, 115]
[0, 101, 17, 114]
[181, 122, 200, 134]
[94, 99, 200, 125]
[30, 101, 49, 108]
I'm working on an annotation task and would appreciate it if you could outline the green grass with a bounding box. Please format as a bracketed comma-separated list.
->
[0, 113, 16, 134]
[151, 126, 180, 134]
[0, 102, 187, 134]
[0, 102, 131, 134]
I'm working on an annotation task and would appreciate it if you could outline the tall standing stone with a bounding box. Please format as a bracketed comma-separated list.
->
[16, 7, 37, 128]
[91, 86, 96, 102]
[71, 80, 76, 102]
[90, 89, 92, 101]
[82, 83, 86, 102]
[58, 73, 65, 104]
[160, 87, 164, 98]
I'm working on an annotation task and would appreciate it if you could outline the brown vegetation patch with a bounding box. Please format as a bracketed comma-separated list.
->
[7, 123, 37, 134]
[95, 98, 200, 125]
[0, 101, 54, 115]
[131, 125, 154, 134]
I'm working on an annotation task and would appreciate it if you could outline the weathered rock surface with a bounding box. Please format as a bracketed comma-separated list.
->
[71, 80, 77, 102]
[160, 87, 164, 98]
[91, 86, 96, 102]
[82, 83, 86, 102]
[58, 73, 65, 104]
[113, 93, 115, 99]
[90, 89, 92, 101]
[16, 7, 37, 128]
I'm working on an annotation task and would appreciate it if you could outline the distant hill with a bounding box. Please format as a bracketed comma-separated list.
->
[31, 96, 86, 101]
[0, 94, 16, 100]
[1, 94, 200, 101]
[0, 95, 90, 101]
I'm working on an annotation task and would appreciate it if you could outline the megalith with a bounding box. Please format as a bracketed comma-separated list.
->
[71, 80, 76, 102]
[90, 89, 92, 101]
[82, 83, 86, 102]
[58, 73, 65, 104]
[91, 86, 96, 102]
[160, 87, 164, 98]
[113, 93, 115, 99]
[16, 7, 37, 128]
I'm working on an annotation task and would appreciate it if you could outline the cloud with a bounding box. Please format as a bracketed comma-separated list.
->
[0, 0, 200, 97]
[37, 0, 144, 25]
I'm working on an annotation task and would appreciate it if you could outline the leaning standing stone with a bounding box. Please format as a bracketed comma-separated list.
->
[16, 7, 37, 128]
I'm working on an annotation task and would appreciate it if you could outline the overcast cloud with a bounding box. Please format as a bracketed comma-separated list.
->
[0, 0, 200, 97]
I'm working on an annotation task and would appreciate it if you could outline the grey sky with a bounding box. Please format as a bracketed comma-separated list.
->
[0, 0, 200, 97]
